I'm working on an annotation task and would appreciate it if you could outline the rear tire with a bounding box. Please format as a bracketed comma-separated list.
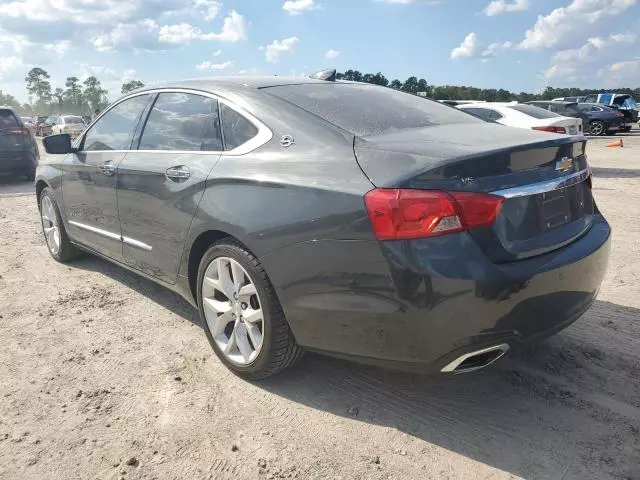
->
[39, 187, 78, 263]
[620, 126, 631, 133]
[589, 120, 606, 136]
[197, 240, 303, 379]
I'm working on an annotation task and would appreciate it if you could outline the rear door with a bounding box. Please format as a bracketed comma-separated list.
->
[116, 90, 223, 284]
[62, 94, 153, 260]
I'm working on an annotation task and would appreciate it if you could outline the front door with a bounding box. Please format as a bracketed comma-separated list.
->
[116, 91, 223, 283]
[62, 94, 153, 260]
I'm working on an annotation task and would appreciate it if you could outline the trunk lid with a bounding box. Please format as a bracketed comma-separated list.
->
[354, 123, 593, 262]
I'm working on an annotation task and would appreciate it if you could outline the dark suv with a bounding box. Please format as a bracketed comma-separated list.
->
[526, 101, 623, 136]
[0, 107, 39, 180]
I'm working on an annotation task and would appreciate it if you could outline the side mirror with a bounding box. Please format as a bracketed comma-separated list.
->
[43, 134, 76, 155]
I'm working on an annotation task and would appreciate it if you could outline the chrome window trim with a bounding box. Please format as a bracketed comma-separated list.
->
[75, 87, 273, 156]
[492, 167, 590, 199]
[69, 221, 152, 251]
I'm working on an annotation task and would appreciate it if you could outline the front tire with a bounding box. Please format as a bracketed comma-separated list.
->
[197, 240, 303, 379]
[589, 120, 606, 136]
[39, 188, 78, 262]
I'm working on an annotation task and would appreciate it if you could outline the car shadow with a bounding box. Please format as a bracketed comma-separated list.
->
[70, 254, 200, 326]
[66, 254, 639, 479]
[590, 167, 640, 179]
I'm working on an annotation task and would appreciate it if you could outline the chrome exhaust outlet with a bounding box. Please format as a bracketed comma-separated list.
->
[441, 344, 510, 374]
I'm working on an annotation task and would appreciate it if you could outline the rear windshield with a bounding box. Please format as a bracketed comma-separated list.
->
[0, 110, 19, 129]
[63, 116, 85, 124]
[507, 104, 561, 119]
[266, 83, 480, 137]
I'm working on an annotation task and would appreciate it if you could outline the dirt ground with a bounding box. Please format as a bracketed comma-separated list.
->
[1, 133, 639, 480]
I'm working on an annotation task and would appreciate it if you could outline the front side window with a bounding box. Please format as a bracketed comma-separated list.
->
[138, 92, 222, 151]
[463, 108, 492, 121]
[220, 103, 259, 150]
[83, 94, 151, 151]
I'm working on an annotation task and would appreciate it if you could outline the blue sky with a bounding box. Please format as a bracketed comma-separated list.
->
[1, 0, 639, 102]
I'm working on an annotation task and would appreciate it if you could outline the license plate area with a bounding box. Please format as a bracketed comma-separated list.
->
[538, 188, 572, 231]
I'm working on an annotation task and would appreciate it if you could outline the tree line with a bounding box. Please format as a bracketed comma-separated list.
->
[2, 66, 638, 117]
[336, 69, 639, 102]
[0, 67, 145, 117]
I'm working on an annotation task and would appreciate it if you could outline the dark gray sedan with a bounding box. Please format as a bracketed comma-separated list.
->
[37, 74, 611, 379]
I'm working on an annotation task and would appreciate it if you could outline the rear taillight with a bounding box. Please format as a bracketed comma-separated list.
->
[6, 127, 31, 136]
[364, 189, 504, 241]
[532, 126, 566, 134]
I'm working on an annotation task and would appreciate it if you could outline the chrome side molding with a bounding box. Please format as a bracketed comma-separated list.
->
[492, 168, 590, 199]
[69, 221, 152, 251]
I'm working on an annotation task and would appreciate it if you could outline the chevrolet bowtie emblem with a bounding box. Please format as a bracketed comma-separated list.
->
[555, 157, 573, 172]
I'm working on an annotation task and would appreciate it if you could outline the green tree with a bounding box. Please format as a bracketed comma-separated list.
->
[0, 90, 20, 109]
[52, 88, 65, 110]
[402, 76, 419, 94]
[83, 76, 109, 110]
[64, 76, 83, 106]
[389, 79, 402, 90]
[121, 80, 145, 94]
[25, 67, 52, 103]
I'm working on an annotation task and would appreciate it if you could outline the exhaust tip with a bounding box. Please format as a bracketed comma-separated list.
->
[441, 344, 510, 374]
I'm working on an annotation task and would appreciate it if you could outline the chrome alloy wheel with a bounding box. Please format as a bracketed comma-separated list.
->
[201, 257, 264, 365]
[590, 121, 604, 136]
[41, 195, 61, 255]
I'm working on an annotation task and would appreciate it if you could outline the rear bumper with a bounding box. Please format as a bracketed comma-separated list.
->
[261, 215, 611, 373]
[0, 151, 36, 174]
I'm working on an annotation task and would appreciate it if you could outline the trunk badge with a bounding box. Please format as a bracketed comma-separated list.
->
[555, 157, 573, 172]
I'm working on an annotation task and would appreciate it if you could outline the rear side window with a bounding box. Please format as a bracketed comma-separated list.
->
[266, 83, 480, 137]
[0, 110, 19, 129]
[488, 110, 503, 120]
[83, 95, 150, 151]
[507, 104, 561, 119]
[220, 104, 258, 151]
[462, 108, 492, 121]
[138, 93, 223, 152]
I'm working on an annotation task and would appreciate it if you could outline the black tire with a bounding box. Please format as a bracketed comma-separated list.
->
[197, 239, 303, 379]
[620, 126, 631, 133]
[589, 120, 606, 136]
[39, 187, 78, 262]
[25, 166, 35, 182]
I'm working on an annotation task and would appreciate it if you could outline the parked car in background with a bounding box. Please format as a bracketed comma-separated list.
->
[457, 102, 583, 135]
[33, 115, 49, 136]
[21, 117, 35, 134]
[40, 116, 58, 137]
[37, 75, 610, 379]
[526, 101, 624, 136]
[581, 93, 639, 132]
[51, 115, 86, 139]
[0, 107, 38, 180]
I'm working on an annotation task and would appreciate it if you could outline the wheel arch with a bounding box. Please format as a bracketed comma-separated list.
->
[35, 179, 49, 208]
[187, 229, 257, 303]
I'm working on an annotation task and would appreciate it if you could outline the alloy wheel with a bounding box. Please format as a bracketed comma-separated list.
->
[590, 121, 604, 136]
[41, 195, 61, 255]
[201, 257, 264, 365]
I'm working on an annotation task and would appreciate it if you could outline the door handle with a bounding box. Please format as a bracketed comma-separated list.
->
[166, 165, 190, 181]
[99, 161, 116, 176]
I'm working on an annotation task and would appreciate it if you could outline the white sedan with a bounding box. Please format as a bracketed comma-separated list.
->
[457, 102, 583, 135]
[51, 115, 87, 138]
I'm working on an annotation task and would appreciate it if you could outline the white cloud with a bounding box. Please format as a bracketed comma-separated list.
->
[450, 32, 476, 59]
[519, 0, 639, 50]
[325, 49, 340, 59]
[0, 56, 24, 80]
[260, 37, 300, 63]
[122, 69, 137, 80]
[205, 9, 247, 42]
[283, 0, 319, 15]
[482, 41, 512, 57]
[543, 32, 638, 81]
[194, 0, 221, 21]
[484, 0, 528, 16]
[0, 1, 246, 54]
[213, 49, 222, 56]
[92, 10, 247, 52]
[196, 60, 234, 70]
